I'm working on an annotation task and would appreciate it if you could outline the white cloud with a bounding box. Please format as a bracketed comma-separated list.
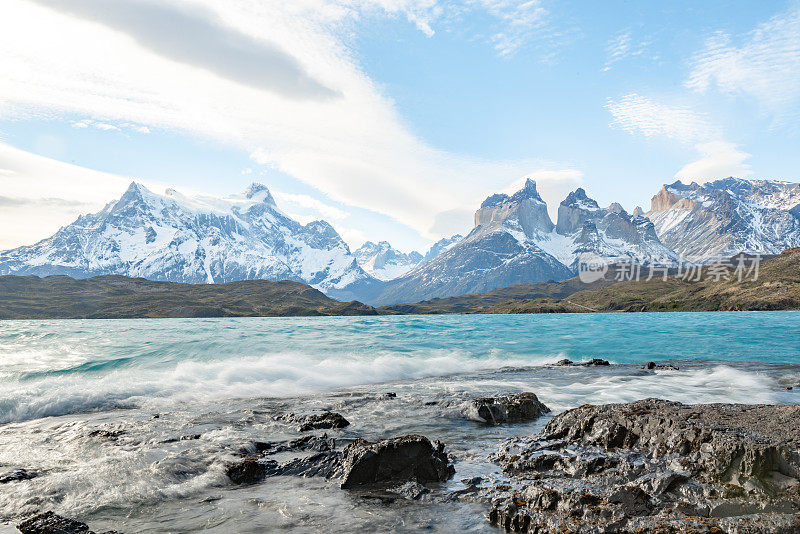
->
[685, 6, 800, 124]
[606, 93, 717, 142]
[476, 0, 550, 57]
[500, 169, 584, 221]
[71, 119, 150, 134]
[606, 94, 752, 184]
[675, 141, 752, 183]
[272, 191, 349, 221]
[0, 0, 578, 245]
[603, 30, 650, 71]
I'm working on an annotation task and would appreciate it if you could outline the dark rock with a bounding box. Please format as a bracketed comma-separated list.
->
[16, 511, 120, 534]
[552, 359, 573, 366]
[87, 429, 125, 441]
[580, 358, 610, 366]
[338, 435, 455, 489]
[384, 392, 397, 398]
[642, 361, 679, 370]
[424, 401, 438, 406]
[487, 399, 800, 533]
[392, 480, 431, 500]
[465, 392, 550, 425]
[226, 456, 275, 485]
[0, 468, 37, 484]
[296, 412, 350, 432]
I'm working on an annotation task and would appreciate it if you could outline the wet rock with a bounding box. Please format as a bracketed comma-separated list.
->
[296, 412, 350, 432]
[553, 359, 573, 366]
[226, 456, 277, 484]
[465, 392, 550, 425]
[487, 399, 800, 533]
[392, 480, 431, 500]
[16, 511, 120, 534]
[384, 392, 397, 398]
[0, 468, 37, 484]
[642, 361, 679, 370]
[580, 358, 610, 366]
[338, 435, 455, 489]
[87, 429, 125, 442]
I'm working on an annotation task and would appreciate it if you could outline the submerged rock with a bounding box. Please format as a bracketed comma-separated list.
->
[580, 358, 610, 366]
[465, 393, 550, 425]
[0, 468, 37, 484]
[289, 412, 350, 432]
[642, 361, 679, 370]
[488, 399, 800, 533]
[17, 511, 120, 534]
[552, 359, 573, 366]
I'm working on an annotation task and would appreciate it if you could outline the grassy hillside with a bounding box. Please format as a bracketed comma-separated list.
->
[0, 275, 377, 319]
[488, 249, 800, 314]
[378, 274, 616, 314]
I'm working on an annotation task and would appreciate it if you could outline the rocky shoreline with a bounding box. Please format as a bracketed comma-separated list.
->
[8, 381, 800, 533]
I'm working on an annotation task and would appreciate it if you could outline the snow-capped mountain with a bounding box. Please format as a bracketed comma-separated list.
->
[542, 188, 678, 269]
[369, 180, 678, 305]
[422, 234, 463, 262]
[354, 241, 423, 281]
[0, 182, 378, 300]
[371, 180, 575, 305]
[646, 178, 800, 260]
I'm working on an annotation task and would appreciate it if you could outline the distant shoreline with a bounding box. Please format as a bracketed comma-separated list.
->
[1, 249, 798, 320]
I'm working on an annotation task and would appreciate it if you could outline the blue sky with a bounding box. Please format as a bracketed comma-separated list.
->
[0, 0, 798, 252]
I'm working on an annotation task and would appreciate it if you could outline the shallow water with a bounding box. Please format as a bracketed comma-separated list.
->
[1, 312, 799, 532]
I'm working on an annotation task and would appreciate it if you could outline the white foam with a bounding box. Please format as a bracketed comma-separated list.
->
[0, 350, 557, 423]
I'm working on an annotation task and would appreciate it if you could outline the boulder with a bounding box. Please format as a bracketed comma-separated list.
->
[338, 435, 455, 489]
[465, 392, 550, 425]
[17, 511, 120, 534]
[225, 456, 275, 485]
[296, 412, 350, 432]
[552, 359, 573, 366]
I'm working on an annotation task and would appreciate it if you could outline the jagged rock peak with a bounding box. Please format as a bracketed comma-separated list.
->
[510, 178, 544, 203]
[607, 202, 627, 216]
[561, 187, 599, 210]
[244, 182, 277, 206]
[480, 178, 544, 208]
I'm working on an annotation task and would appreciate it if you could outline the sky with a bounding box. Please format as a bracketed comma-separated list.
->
[1, 0, 799, 252]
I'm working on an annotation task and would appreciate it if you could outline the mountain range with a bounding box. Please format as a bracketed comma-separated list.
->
[1, 176, 799, 306]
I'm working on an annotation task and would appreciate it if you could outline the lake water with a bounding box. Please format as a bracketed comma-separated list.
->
[1, 312, 799, 532]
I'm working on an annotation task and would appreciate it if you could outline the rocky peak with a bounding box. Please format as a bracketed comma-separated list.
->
[510, 178, 545, 204]
[561, 188, 599, 210]
[607, 202, 627, 216]
[556, 188, 603, 235]
[474, 179, 554, 237]
[244, 182, 277, 207]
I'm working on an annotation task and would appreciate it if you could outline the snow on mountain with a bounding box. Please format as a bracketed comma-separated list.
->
[368, 180, 679, 305]
[546, 188, 678, 269]
[354, 241, 423, 281]
[423, 234, 463, 262]
[370, 179, 575, 305]
[0, 182, 378, 300]
[646, 177, 800, 260]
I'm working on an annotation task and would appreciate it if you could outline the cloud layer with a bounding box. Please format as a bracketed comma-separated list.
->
[0, 0, 580, 245]
[686, 5, 800, 125]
